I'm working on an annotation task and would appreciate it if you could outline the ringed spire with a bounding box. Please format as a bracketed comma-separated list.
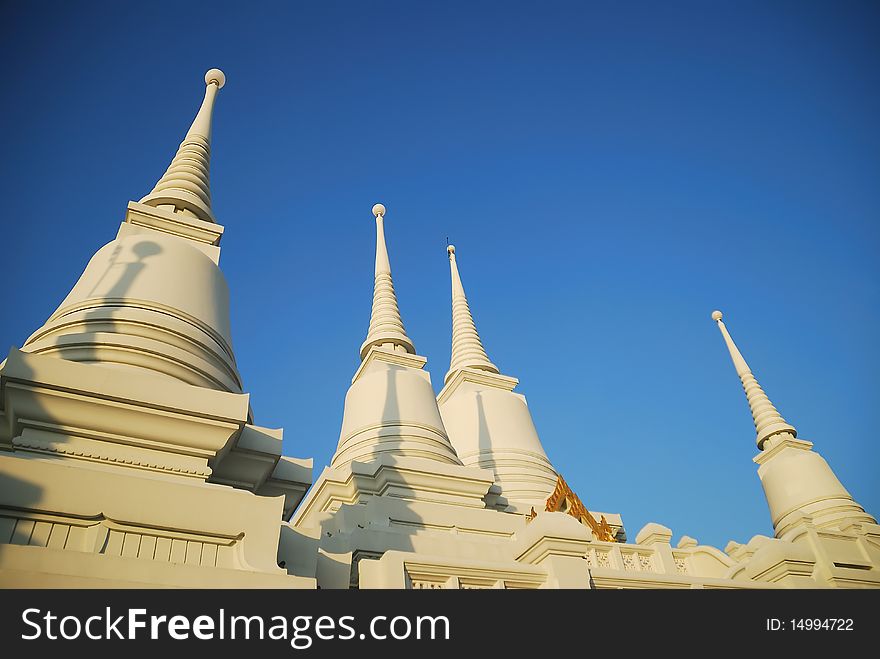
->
[445, 244, 499, 383]
[359, 204, 415, 359]
[711, 310, 797, 449]
[139, 68, 226, 223]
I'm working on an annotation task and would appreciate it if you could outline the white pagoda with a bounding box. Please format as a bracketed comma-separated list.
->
[1, 70, 877, 589]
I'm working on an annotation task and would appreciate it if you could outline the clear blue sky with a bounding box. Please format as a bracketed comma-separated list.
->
[2, 1, 878, 550]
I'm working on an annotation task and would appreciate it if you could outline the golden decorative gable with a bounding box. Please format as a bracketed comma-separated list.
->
[545, 474, 616, 542]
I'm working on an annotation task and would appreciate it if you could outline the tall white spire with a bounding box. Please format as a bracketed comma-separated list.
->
[139, 68, 226, 224]
[445, 245, 499, 384]
[330, 204, 461, 470]
[438, 243, 557, 509]
[712, 310, 797, 449]
[359, 204, 415, 359]
[712, 310, 875, 539]
[20, 67, 243, 395]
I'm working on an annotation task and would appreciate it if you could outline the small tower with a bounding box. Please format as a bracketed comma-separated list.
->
[293, 207, 506, 542]
[330, 205, 462, 469]
[0, 69, 314, 588]
[20, 69, 241, 393]
[711, 310, 875, 538]
[438, 244, 558, 509]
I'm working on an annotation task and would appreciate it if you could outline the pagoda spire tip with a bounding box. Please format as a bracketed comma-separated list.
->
[205, 68, 226, 89]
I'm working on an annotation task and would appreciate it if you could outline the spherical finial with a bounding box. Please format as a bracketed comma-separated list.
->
[205, 68, 226, 89]
[372, 203, 386, 218]
[447, 244, 456, 256]
[711, 310, 723, 321]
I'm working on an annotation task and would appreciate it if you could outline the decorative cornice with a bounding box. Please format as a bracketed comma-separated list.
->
[292, 456, 497, 528]
[351, 345, 427, 385]
[12, 433, 212, 478]
[124, 201, 224, 246]
[1, 348, 248, 458]
[752, 436, 814, 465]
[437, 366, 518, 404]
